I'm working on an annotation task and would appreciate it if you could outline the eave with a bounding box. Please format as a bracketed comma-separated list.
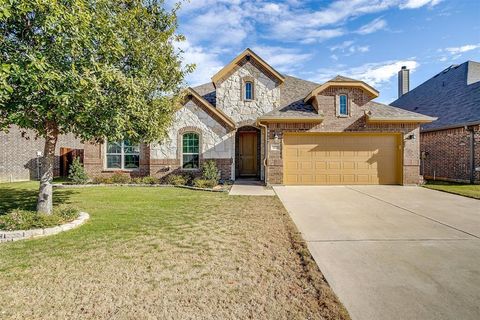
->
[212, 48, 285, 87]
[257, 116, 324, 124]
[185, 88, 236, 130]
[366, 116, 437, 124]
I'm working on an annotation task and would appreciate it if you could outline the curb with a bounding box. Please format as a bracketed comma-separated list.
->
[0, 212, 90, 243]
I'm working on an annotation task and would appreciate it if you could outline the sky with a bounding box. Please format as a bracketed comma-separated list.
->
[169, 0, 480, 103]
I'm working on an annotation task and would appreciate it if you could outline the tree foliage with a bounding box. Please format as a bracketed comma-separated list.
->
[0, 0, 192, 142]
[0, 0, 193, 213]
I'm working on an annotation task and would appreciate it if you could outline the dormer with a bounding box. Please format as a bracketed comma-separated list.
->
[304, 76, 379, 117]
[212, 49, 285, 124]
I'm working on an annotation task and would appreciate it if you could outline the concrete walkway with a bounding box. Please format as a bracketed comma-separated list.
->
[274, 185, 480, 320]
[229, 179, 275, 196]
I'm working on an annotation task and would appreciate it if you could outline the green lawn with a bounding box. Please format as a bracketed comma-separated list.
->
[423, 181, 480, 199]
[0, 182, 348, 320]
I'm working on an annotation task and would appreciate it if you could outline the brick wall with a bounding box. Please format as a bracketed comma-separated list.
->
[83, 142, 150, 178]
[421, 125, 480, 183]
[0, 126, 83, 182]
[264, 87, 423, 185]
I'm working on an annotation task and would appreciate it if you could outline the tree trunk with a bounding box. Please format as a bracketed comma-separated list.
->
[36, 124, 59, 215]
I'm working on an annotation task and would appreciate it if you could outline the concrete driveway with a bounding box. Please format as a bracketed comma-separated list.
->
[274, 186, 480, 320]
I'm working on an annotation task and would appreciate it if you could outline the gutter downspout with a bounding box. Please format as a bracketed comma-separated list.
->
[468, 126, 475, 184]
[257, 121, 269, 185]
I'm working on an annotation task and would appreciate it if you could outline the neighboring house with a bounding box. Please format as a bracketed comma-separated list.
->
[0, 126, 83, 182]
[84, 48, 435, 185]
[391, 61, 480, 183]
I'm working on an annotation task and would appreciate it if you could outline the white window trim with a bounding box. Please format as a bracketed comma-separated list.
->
[104, 141, 140, 171]
[181, 132, 201, 171]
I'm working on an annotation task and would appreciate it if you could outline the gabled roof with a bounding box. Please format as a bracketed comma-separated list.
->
[304, 75, 379, 102]
[211, 48, 285, 86]
[391, 61, 480, 131]
[184, 87, 235, 130]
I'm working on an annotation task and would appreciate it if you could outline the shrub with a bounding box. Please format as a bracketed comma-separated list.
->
[110, 173, 131, 184]
[68, 157, 88, 184]
[201, 160, 219, 183]
[165, 174, 187, 186]
[92, 176, 113, 184]
[0, 206, 79, 231]
[141, 176, 159, 185]
[193, 178, 217, 189]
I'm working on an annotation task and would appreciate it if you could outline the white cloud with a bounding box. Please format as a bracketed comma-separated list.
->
[356, 18, 387, 35]
[177, 41, 224, 86]
[250, 46, 313, 74]
[444, 44, 480, 54]
[311, 59, 419, 87]
[330, 41, 370, 55]
[399, 0, 442, 9]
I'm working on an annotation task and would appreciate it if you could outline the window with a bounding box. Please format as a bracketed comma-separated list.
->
[245, 81, 253, 100]
[182, 133, 199, 169]
[339, 94, 348, 116]
[106, 140, 140, 170]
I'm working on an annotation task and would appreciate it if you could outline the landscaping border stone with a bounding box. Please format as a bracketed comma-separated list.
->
[0, 212, 89, 243]
[52, 183, 229, 192]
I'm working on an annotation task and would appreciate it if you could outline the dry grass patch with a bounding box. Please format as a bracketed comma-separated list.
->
[0, 182, 349, 320]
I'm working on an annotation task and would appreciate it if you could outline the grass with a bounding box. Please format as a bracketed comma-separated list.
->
[0, 181, 349, 320]
[423, 180, 480, 199]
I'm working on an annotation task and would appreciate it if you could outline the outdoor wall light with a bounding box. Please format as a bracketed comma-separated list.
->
[273, 133, 280, 143]
[407, 133, 416, 140]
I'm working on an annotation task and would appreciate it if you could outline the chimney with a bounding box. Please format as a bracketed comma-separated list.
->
[398, 66, 409, 98]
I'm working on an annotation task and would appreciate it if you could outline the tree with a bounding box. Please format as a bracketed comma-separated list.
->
[0, 0, 193, 214]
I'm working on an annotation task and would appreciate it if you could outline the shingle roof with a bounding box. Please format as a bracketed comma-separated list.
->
[366, 101, 436, 122]
[391, 61, 480, 131]
[193, 75, 321, 119]
[192, 75, 434, 122]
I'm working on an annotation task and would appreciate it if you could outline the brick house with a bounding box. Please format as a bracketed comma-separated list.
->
[0, 126, 83, 182]
[391, 61, 480, 183]
[84, 48, 435, 185]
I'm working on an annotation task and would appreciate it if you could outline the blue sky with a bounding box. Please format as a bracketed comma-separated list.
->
[170, 0, 480, 103]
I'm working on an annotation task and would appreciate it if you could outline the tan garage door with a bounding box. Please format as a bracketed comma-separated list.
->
[283, 133, 402, 185]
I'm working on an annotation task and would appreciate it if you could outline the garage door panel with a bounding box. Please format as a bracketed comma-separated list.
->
[284, 134, 400, 185]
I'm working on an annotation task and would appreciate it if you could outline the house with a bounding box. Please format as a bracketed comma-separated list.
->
[0, 126, 83, 182]
[84, 48, 435, 185]
[391, 61, 480, 183]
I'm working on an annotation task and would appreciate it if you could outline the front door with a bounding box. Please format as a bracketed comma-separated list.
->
[239, 132, 258, 176]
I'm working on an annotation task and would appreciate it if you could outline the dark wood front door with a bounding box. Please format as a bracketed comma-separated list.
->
[239, 132, 258, 176]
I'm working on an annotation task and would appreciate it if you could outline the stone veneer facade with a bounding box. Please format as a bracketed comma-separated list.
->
[82, 54, 426, 185]
[84, 58, 282, 181]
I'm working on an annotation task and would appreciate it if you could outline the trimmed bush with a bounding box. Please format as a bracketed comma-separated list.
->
[201, 160, 219, 183]
[165, 174, 187, 186]
[110, 173, 131, 184]
[193, 178, 217, 189]
[0, 206, 79, 231]
[92, 176, 113, 184]
[141, 176, 159, 185]
[68, 157, 89, 184]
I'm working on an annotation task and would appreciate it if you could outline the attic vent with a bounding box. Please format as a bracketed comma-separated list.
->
[246, 55, 251, 61]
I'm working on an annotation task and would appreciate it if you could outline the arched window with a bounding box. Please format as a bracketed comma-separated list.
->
[339, 94, 348, 116]
[245, 81, 253, 100]
[182, 132, 199, 169]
